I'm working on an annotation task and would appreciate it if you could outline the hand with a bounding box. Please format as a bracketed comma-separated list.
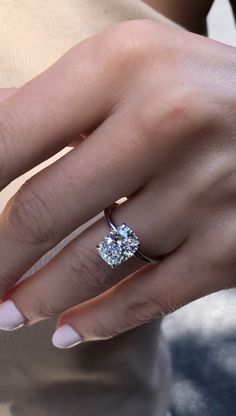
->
[0, 20, 235, 348]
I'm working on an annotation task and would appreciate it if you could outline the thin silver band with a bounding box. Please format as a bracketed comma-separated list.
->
[104, 205, 158, 264]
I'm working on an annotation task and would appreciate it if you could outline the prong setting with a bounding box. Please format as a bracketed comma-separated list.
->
[97, 223, 140, 268]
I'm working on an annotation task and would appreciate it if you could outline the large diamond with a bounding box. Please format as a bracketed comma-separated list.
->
[97, 224, 140, 267]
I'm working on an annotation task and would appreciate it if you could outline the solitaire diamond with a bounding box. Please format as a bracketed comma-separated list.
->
[97, 224, 140, 267]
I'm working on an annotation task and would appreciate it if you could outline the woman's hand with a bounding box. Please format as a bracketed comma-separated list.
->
[0, 20, 235, 348]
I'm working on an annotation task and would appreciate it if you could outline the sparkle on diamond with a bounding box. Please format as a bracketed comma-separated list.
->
[97, 224, 140, 267]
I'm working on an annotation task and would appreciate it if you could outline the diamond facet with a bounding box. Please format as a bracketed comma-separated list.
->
[97, 224, 140, 267]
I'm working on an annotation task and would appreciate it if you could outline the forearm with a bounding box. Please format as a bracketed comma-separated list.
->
[145, 0, 214, 34]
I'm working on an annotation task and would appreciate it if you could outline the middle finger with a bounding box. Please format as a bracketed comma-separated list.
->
[2, 185, 188, 326]
[0, 113, 150, 296]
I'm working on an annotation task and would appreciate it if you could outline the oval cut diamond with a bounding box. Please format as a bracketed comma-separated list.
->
[97, 224, 140, 267]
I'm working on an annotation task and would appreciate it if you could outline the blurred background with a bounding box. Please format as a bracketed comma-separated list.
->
[164, 4, 236, 415]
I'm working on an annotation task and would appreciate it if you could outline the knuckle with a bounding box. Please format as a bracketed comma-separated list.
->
[93, 318, 121, 341]
[124, 297, 159, 327]
[121, 286, 172, 328]
[107, 20, 160, 71]
[16, 288, 60, 323]
[136, 89, 197, 140]
[33, 302, 57, 322]
[111, 20, 158, 52]
[5, 179, 55, 247]
[92, 291, 169, 340]
[68, 241, 120, 295]
[23, 303, 55, 323]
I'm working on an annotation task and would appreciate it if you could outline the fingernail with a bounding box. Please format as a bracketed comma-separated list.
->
[0, 299, 25, 330]
[52, 324, 83, 349]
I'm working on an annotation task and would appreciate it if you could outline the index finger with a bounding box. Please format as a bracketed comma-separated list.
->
[0, 31, 114, 189]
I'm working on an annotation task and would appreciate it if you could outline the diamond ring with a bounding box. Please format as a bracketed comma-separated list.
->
[96, 204, 157, 268]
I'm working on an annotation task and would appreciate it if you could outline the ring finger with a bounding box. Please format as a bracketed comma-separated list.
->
[0, 112, 148, 296]
[0, 202, 146, 329]
[0, 188, 188, 329]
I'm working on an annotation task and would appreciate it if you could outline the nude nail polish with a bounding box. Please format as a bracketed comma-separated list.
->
[52, 324, 83, 349]
[0, 299, 25, 330]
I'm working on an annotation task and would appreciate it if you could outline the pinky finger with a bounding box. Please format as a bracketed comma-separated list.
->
[52, 246, 220, 349]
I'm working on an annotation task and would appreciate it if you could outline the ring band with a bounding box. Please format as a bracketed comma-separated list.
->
[96, 203, 158, 268]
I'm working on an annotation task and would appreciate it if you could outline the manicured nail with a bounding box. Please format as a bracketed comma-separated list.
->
[52, 324, 83, 349]
[0, 299, 25, 330]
